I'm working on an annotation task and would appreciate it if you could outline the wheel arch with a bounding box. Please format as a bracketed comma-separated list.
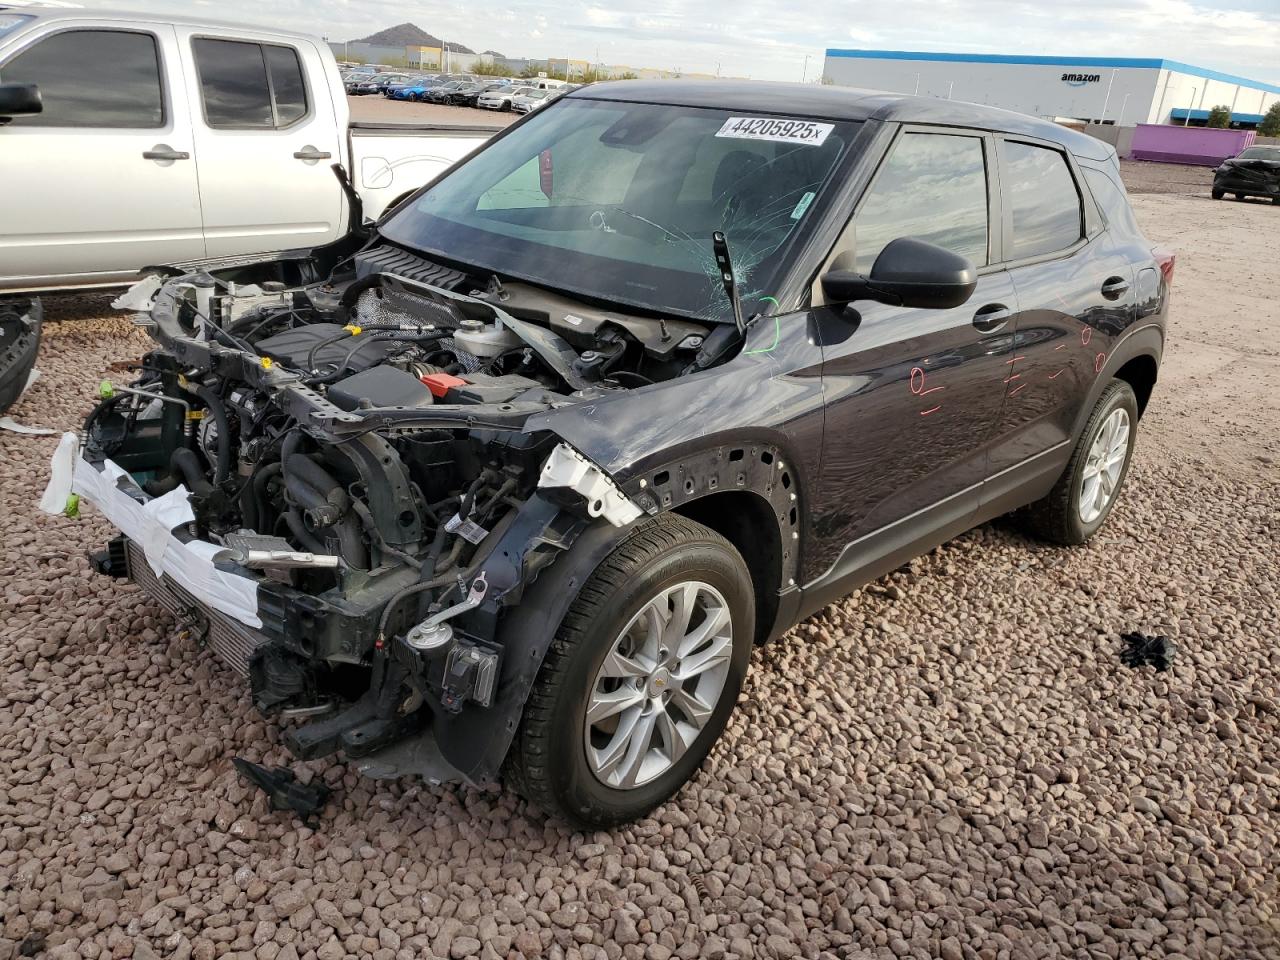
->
[673, 489, 783, 644]
[1113, 353, 1158, 417]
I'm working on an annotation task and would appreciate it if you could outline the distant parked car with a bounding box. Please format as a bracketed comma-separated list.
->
[392, 78, 444, 102]
[1211, 145, 1280, 204]
[423, 80, 466, 103]
[349, 72, 413, 96]
[383, 75, 434, 98]
[512, 88, 556, 114]
[452, 81, 508, 108]
[478, 84, 532, 111]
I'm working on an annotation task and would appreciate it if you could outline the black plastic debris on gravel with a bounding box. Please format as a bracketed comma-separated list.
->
[233, 757, 331, 824]
[1120, 632, 1178, 672]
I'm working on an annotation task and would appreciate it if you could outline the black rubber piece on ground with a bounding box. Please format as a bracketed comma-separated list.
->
[232, 758, 332, 825]
[1021, 378, 1138, 545]
[504, 512, 754, 828]
[1120, 632, 1177, 672]
[0, 297, 42, 415]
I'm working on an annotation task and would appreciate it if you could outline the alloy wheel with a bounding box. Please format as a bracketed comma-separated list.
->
[1079, 407, 1130, 524]
[584, 581, 733, 789]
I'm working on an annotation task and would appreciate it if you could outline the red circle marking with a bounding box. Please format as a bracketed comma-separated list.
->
[1095, 352, 1106, 373]
[1081, 327, 1092, 346]
[910, 366, 926, 395]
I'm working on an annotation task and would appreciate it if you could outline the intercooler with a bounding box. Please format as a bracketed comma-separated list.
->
[125, 540, 267, 676]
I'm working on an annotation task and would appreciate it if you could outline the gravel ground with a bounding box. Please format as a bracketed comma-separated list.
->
[1118, 161, 1214, 196]
[2, 192, 1278, 960]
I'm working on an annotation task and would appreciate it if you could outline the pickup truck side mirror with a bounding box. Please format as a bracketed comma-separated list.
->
[822, 237, 978, 310]
[0, 82, 42, 124]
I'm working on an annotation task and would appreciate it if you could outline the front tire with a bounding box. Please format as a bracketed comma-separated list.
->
[1211, 188, 1224, 200]
[1022, 379, 1138, 545]
[505, 514, 754, 828]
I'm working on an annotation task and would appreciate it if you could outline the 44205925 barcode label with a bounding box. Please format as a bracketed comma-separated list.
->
[714, 116, 834, 146]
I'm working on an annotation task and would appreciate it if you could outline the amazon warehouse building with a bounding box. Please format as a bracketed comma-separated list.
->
[821, 51, 1280, 129]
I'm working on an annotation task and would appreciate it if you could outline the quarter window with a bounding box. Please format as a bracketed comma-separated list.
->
[0, 29, 164, 128]
[193, 38, 308, 129]
[1003, 142, 1083, 259]
[853, 133, 989, 273]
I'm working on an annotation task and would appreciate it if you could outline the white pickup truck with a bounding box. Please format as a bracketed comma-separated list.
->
[0, 5, 495, 295]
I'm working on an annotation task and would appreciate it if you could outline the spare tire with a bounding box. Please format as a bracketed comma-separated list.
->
[0, 297, 42, 414]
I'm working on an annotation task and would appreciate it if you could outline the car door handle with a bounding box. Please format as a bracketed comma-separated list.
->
[972, 303, 1012, 331]
[1101, 276, 1130, 300]
[293, 147, 332, 161]
[142, 145, 189, 161]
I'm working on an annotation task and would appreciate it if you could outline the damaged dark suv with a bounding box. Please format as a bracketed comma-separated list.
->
[51, 81, 1171, 827]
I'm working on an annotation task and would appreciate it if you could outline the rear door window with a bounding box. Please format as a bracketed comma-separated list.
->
[1003, 141, 1083, 259]
[853, 132, 989, 272]
[0, 29, 164, 127]
[193, 38, 308, 129]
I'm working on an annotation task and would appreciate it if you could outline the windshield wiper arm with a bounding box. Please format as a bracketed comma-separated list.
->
[712, 231, 747, 335]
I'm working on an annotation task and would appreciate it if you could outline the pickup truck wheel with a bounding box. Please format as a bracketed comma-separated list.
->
[1021, 379, 1138, 545]
[1211, 188, 1224, 200]
[0, 298, 42, 415]
[505, 513, 753, 827]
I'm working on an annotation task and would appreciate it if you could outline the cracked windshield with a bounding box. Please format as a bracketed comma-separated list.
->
[381, 99, 858, 321]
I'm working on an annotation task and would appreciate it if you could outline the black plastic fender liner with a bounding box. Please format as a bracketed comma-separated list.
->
[431, 511, 633, 783]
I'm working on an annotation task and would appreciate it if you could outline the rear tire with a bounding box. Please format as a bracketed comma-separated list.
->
[505, 514, 754, 828]
[1021, 379, 1138, 545]
[1211, 188, 1224, 200]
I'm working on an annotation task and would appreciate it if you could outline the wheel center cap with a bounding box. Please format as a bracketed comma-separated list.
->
[647, 667, 671, 698]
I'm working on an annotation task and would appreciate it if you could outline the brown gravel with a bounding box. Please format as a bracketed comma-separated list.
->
[2, 192, 1278, 960]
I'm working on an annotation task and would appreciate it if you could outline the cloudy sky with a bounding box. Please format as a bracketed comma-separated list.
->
[80, 0, 1280, 84]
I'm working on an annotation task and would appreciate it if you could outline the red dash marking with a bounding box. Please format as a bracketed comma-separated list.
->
[1048, 368, 1066, 380]
[1095, 352, 1106, 373]
[1081, 327, 1092, 345]
[1009, 383, 1029, 397]
[1005, 355, 1026, 365]
[920, 404, 942, 416]
[1004, 373, 1022, 383]
[1054, 343, 1067, 351]
[919, 385, 944, 396]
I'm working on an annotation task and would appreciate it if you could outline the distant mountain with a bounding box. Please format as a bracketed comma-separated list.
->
[351, 22, 473, 54]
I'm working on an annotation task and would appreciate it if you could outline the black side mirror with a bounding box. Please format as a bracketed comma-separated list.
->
[0, 82, 42, 123]
[822, 237, 978, 310]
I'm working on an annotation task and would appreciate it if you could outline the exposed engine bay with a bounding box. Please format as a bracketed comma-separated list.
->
[70, 236, 748, 783]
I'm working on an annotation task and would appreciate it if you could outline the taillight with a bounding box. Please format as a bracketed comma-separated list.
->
[1154, 247, 1175, 286]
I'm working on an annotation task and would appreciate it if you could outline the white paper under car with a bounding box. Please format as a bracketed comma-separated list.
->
[40, 433, 262, 628]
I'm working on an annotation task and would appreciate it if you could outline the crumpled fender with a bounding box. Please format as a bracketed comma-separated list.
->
[434, 512, 633, 783]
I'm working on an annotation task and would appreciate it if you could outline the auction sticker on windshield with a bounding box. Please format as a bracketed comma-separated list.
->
[716, 117, 834, 146]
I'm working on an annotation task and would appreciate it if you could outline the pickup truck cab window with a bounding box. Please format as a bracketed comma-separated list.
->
[192, 37, 308, 129]
[851, 131, 989, 271]
[1002, 140, 1083, 259]
[0, 29, 164, 128]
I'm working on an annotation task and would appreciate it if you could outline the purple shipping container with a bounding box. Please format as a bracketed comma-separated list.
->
[1129, 125, 1257, 166]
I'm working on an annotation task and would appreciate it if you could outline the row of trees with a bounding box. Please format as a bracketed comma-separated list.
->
[1204, 101, 1280, 136]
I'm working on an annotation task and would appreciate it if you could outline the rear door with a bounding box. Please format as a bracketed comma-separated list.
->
[0, 21, 203, 289]
[177, 29, 344, 258]
[985, 137, 1137, 478]
[813, 127, 1016, 553]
